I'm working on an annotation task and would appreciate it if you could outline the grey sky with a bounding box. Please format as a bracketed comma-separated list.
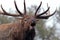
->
[0, 0, 59, 13]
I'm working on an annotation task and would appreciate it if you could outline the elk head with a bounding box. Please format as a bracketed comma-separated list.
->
[0, 0, 56, 40]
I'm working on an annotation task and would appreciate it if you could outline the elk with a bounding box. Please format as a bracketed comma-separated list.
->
[0, 0, 56, 40]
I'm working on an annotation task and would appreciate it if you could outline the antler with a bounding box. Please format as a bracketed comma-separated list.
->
[24, 0, 26, 15]
[37, 7, 50, 16]
[35, 3, 56, 19]
[46, 3, 50, 15]
[14, 0, 23, 16]
[0, 5, 21, 17]
[36, 10, 56, 19]
[35, 1, 42, 16]
[0, 0, 25, 17]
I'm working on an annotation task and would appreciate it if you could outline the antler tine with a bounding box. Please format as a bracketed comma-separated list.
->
[37, 7, 50, 16]
[36, 10, 56, 19]
[35, 1, 42, 16]
[1, 5, 21, 17]
[14, 0, 23, 16]
[1, 5, 7, 14]
[46, 3, 50, 15]
[24, 0, 26, 15]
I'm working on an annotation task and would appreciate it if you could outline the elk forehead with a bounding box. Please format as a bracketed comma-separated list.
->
[23, 15, 36, 21]
[23, 15, 36, 27]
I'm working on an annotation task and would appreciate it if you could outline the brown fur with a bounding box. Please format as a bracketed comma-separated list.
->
[0, 20, 25, 40]
[0, 15, 35, 40]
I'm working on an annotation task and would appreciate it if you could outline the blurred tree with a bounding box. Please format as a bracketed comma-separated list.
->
[56, 7, 60, 23]
[54, 7, 60, 40]
[0, 8, 16, 24]
[0, 15, 15, 24]
[0, 15, 10, 24]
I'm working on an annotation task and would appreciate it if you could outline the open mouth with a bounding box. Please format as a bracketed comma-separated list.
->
[31, 22, 36, 27]
[29, 22, 36, 30]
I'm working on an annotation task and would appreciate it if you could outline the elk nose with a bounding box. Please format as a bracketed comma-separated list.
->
[31, 21, 36, 26]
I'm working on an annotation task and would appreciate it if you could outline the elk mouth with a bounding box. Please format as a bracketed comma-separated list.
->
[31, 22, 36, 27]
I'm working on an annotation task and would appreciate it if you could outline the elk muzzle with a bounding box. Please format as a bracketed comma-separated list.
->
[31, 21, 36, 27]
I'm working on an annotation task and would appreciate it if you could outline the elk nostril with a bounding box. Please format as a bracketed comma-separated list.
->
[31, 22, 36, 26]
